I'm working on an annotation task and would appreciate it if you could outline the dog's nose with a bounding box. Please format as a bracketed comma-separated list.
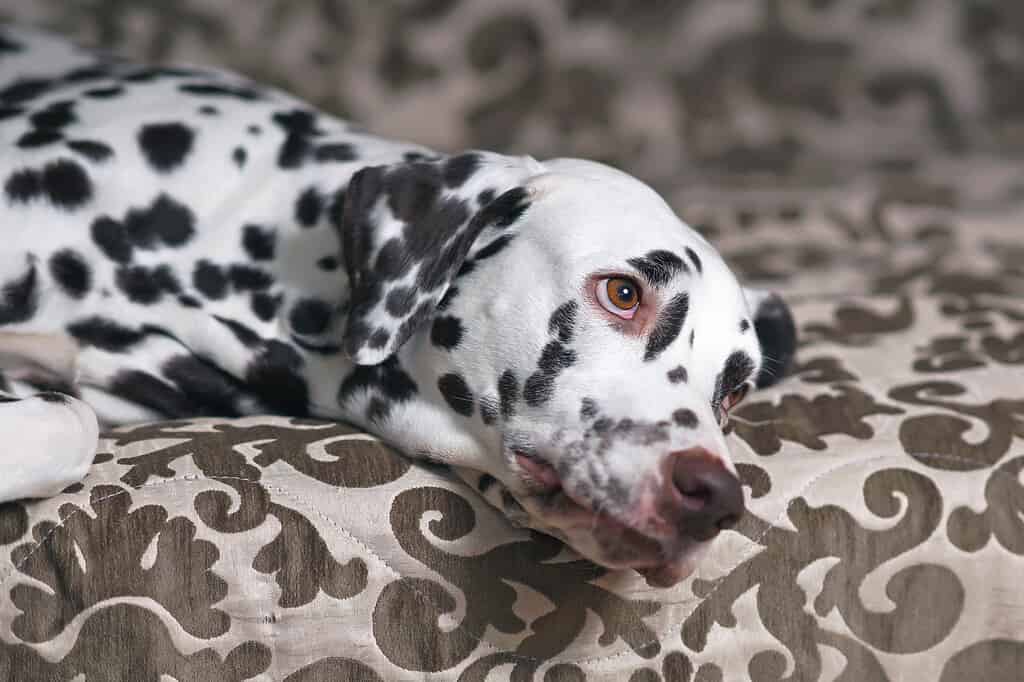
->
[669, 450, 744, 542]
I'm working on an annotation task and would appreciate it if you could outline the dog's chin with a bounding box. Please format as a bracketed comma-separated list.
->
[513, 451, 706, 588]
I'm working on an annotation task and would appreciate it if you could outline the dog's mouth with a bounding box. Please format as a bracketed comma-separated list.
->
[513, 451, 700, 587]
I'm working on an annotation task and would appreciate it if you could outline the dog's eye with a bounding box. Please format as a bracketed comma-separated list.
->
[596, 277, 641, 319]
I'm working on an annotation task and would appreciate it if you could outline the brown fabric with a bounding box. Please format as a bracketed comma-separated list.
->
[1, 1, 1023, 679]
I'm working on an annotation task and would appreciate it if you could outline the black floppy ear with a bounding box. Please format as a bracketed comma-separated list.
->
[743, 287, 797, 388]
[338, 151, 536, 365]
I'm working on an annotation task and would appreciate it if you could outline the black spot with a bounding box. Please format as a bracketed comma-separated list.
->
[36, 391, 69, 404]
[17, 129, 63, 148]
[315, 143, 357, 162]
[645, 293, 690, 362]
[5, 168, 41, 203]
[124, 194, 196, 248]
[667, 366, 688, 384]
[67, 139, 114, 162]
[198, 105, 219, 116]
[290, 298, 333, 335]
[192, 261, 227, 299]
[40, 159, 93, 210]
[246, 341, 309, 416]
[368, 241, 403, 284]
[473, 233, 516, 261]
[368, 328, 390, 349]
[109, 370, 192, 418]
[442, 153, 481, 187]
[438, 373, 474, 417]
[0, 33, 22, 53]
[498, 370, 518, 419]
[163, 354, 241, 416]
[61, 66, 112, 83]
[477, 189, 496, 205]
[548, 301, 578, 344]
[232, 147, 247, 167]
[385, 286, 416, 317]
[179, 83, 262, 100]
[122, 67, 203, 82]
[0, 78, 52, 103]
[383, 163, 443, 223]
[242, 224, 276, 261]
[278, 134, 311, 168]
[67, 316, 144, 352]
[316, 255, 339, 271]
[673, 408, 698, 428]
[91, 217, 132, 263]
[431, 316, 463, 349]
[477, 474, 496, 493]
[714, 351, 757, 411]
[0, 106, 24, 120]
[214, 315, 262, 346]
[537, 341, 577, 375]
[326, 189, 346, 229]
[49, 249, 91, 299]
[247, 124, 262, 135]
[628, 250, 687, 287]
[480, 397, 499, 425]
[523, 372, 555, 407]
[251, 292, 282, 321]
[295, 187, 323, 227]
[178, 294, 201, 308]
[690, 329, 695, 347]
[684, 247, 703, 274]
[83, 86, 124, 99]
[115, 264, 179, 304]
[338, 357, 418, 420]
[475, 187, 530, 229]
[138, 122, 195, 172]
[752, 295, 797, 388]
[29, 100, 76, 129]
[0, 262, 38, 324]
[272, 108, 322, 169]
[272, 108, 321, 136]
[228, 264, 274, 291]
[580, 397, 599, 420]
[740, 319, 751, 333]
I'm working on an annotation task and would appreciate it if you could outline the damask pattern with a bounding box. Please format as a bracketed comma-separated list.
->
[1, 286, 1021, 679]
[1, 1, 1023, 679]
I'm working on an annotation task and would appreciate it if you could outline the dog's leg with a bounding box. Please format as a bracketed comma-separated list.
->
[0, 376, 98, 504]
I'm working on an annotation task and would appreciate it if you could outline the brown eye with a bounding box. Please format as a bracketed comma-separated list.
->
[596, 277, 641, 319]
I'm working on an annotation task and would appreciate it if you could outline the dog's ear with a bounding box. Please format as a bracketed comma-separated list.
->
[742, 287, 797, 388]
[338, 151, 537, 365]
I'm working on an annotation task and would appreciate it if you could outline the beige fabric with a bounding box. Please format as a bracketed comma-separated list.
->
[2, 284, 1022, 680]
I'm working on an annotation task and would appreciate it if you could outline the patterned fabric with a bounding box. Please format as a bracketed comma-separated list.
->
[1, 1, 1023, 679]
[5, 0, 1024, 193]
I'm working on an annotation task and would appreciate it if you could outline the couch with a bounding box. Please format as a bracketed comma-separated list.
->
[1, 1, 1022, 679]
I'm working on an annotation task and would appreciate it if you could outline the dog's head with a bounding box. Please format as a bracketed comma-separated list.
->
[332, 152, 796, 586]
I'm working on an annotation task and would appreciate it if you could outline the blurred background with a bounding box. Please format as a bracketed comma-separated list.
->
[2, 0, 1022, 298]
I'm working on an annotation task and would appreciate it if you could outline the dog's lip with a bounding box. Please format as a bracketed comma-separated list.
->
[513, 450, 684, 570]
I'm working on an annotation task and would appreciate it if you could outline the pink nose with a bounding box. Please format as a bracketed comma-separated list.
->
[667, 449, 744, 542]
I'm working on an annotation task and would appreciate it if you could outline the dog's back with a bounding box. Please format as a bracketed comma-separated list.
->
[0, 26, 419, 424]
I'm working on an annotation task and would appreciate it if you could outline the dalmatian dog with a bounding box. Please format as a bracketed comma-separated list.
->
[0, 27, 795, 587]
